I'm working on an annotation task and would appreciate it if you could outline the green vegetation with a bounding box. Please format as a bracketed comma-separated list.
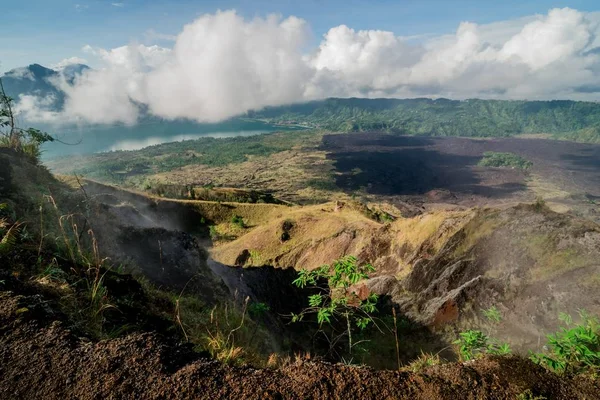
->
[531, 311, 600, 377]
[454, 330, 511, 361]
[291, 255, 379, 355]
[0, 149, 276, 366]
[454, 305, 511, 361]
[49, 130, 320, 184]
[231, 215, 247, 228]
[482, 305, 502, 323]
[248, 301, 270, 318]
[478, 151, 533, 169]
[0, 77, 54, 162]
[517, 390, 548, 400]
[404, 351, 442, 372]
[248, 98, 600, 142]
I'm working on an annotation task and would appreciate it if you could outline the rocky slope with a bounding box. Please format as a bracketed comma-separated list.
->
[1, 280, 597, 400]
[209, 199, 600, 352]
[2, 147, 600, 398]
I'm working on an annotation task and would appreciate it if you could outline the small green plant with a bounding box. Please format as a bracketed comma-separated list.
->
[530, 310, 600, 377]
[39, 259, 68, 283]
[405, 351, 442, 372]
[248, 302, 270, 318]
[249, 249, 263, 265]
[209, 225, 219, 240]
[483, 306, 502, 323]
[517, 389, 547, 400]
[454, 330, 511, 361]
[292, 255, 379, 355]
[379, 212, 394, 223]
[231, 215, 246, 228]
[533, 196, 547, 212]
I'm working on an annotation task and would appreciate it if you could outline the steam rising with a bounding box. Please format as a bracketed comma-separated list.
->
[14, 8, 600, 124]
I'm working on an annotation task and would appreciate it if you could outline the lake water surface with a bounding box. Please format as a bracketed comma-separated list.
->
[41, 118, 302, 160]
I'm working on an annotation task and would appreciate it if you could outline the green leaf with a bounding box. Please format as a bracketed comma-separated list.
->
[308, 294, 323, 307]
[317, 308, 331, 325]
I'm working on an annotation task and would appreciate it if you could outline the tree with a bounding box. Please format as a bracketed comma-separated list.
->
[291, 255, 379, 355]
[0, 77, 54, 161]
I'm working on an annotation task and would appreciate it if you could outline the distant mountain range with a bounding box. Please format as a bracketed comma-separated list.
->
[3, 63, 600, 143]
[248, 98, 600, 143]
[1, 63, 90, 110]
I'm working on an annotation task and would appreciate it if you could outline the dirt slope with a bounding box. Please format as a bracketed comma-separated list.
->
[210, 200, 600, 352]
[1, 284, 597, 400]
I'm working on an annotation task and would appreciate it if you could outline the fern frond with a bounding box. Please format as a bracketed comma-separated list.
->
[0, 222, 22, 253]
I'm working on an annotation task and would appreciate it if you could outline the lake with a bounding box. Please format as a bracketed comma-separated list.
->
[40, 118, 304, 160]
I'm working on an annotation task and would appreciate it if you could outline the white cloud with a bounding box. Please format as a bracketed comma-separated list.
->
[18, 7, 600, 125]
[54, 44, 171, 124]
[143, 11, 312, 122]
[111, 2, 124, 7]
[51, 56, 88, 70]
[4, 67, 35, 80]
[308, 7, 600, 100]
[13, 94, 69, 124]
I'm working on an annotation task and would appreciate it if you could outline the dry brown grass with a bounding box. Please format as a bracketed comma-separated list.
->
[453, 209, 504, 256]
[211, 203, 475, 279]
[147, 148, 343, 204]
[392, 210, 471, 253]
[211, 202, 382, 269]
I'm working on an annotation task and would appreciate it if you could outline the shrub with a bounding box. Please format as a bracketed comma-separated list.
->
[530, 310, 600, 377]
[1, 77, 54, 163]
[231, 215, 246, 228]
[478, 151, 533, 170]
[454, 330, 511, 361]
[291, 255, 379, 355]
[454, 305, 510, 361]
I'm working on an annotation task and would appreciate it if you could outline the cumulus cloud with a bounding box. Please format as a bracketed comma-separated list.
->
[143, 11, 311, 122]
[51, 56, 88, 70]
[55, 44, 172, 124]
[18, 7, 600, 125]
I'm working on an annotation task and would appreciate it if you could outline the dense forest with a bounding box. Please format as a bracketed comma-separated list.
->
[247, 98, 600, 142]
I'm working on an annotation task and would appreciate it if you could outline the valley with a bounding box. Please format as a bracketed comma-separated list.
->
[4, 89, 600, 399]
[48, 131, 600, 221]
[4, 2, 600, 397]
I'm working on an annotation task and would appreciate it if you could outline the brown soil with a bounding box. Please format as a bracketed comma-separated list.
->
[1, 285, 598, 400]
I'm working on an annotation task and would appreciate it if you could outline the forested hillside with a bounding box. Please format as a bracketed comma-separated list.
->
[248, 98, 600, 141]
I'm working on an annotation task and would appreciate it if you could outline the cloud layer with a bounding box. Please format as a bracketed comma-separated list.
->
[15, 8, 600, 124]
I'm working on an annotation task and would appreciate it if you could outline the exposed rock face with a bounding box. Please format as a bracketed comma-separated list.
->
[116, 226, 226, 299]
[367, 205, 600, 351]
[78, 181, 227, 300]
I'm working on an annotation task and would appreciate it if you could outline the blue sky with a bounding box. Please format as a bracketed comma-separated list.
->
[1, 0, 598, 72]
